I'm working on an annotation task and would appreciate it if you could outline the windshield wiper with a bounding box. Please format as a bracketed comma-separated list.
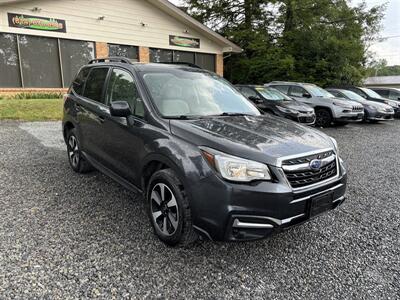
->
[217, 112, 254, 117]
[164, 115, 201, 120]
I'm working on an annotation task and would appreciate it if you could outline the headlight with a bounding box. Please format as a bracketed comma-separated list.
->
[277, 106, 297, 114]
[333, 102, 352, 109]
[200, 148, 271, 182]
[330, 137, 339, 157]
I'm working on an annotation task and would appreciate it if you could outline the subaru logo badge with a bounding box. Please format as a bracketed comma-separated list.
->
[310, 159, 322, 171]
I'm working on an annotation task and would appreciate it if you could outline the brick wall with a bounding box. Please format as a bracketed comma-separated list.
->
[139, 47, 150, 63]
[216, 54, 224, 77]
[95, 42, 109, 58]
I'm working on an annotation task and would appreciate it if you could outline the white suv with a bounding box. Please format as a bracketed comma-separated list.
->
[267, 82, 364, 127]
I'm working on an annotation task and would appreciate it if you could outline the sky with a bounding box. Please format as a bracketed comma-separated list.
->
[169, 0, 400, 66]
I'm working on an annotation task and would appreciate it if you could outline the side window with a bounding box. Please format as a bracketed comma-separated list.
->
[72, 67, 90, 96]
[272, 85, 289, 94]
[289, 86, 307, 97]
[83, 68, 109, 103]
[241, 87, 259, 99]
[389, 90, 400, 100]
[330, 90, 343, 98]
[376, 89, 389, 97]
[106, 69, 144, 118]
[352, 89, 367, 98]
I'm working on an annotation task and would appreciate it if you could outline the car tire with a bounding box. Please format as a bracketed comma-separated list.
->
[315, 108, 332, 127]
[146, 169, 198, 247]
[66, 128, 94, 174]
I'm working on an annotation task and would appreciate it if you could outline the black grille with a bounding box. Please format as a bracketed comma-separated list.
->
[282, 151, 338, 188]
[352, 106, 364, 113]
[298, 116, 315, 123]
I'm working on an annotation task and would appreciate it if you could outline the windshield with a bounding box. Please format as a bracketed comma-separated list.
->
[305, 85, 335, 98]
[360, 87, 384, 99]
[141, 70, 260, 118]
[256, 87, 292, 101]
[341, 90, 367, 103]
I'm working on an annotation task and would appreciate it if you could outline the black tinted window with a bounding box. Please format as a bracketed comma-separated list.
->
[83, 68, 109, 102]
[241, 87, 258, 98]
[389, 90, 400, 100]
[106, 69, 144, 117]
[289, 86, 307, 97]
[72, 68, 90, 95]
[272, 85, 289, 94]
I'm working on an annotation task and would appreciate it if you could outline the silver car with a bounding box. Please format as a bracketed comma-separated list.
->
[266, 82, 364, 127]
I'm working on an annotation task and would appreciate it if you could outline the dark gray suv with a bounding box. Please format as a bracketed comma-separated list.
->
[63, 58, 347, 246]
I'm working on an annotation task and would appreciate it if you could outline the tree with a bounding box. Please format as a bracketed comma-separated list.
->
[183, 0, 386, 86]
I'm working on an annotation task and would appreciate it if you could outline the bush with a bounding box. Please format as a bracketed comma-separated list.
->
[11, 92, 64, 100]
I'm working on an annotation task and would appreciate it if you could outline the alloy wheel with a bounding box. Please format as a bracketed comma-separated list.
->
[150, 183, 179, 236]
[68, 135, 80, 168]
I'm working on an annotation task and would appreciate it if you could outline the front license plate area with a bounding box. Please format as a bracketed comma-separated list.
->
[310, 192, 333, 217]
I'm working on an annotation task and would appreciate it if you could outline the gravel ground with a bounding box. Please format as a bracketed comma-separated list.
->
[0, 121, 399, 299]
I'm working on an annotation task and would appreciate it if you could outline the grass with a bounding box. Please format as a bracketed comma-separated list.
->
[0, 98, 63, 121]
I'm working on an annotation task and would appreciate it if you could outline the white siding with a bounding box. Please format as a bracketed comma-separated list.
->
[0, 0, 224, 54]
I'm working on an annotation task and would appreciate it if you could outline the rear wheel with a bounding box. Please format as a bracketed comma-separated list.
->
[147, 169, 197, 247]
[315, 108, 333, 127]
[66, 128, 93, 173]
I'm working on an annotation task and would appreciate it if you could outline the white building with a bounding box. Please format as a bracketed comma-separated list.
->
[0, 0, 241, 91]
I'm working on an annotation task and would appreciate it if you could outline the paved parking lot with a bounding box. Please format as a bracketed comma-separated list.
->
[0, 121, 399, 299]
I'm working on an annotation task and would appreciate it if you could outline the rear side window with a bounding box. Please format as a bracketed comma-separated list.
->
[271, 85, 289, 94]
[72, 68, 90, 95]
[289, 86, 307, 97]
[83, 68, 109, 103]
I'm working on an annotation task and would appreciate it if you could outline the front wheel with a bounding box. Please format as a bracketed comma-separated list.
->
[66, 129, 93, 173]
[315, 108, 333, 127]
[147, 169, 197, 247]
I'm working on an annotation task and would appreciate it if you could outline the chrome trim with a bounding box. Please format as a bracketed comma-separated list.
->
[233, 219, 274, 229]
[333, 196, 345, 203]
[276, 148, 334, 167]
[290, 157, 341, 193]
[282, 155, 335, 172]
[233, 214, 305, 226]
[290, 183, 344, 204]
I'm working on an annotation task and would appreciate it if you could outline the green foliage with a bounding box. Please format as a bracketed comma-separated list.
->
[0, 92, 64, 100]
[184, 0, 386, 86]
[367, 65, 400, 77]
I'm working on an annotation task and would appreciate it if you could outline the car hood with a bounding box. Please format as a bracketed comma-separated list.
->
[364, 100, 393, 110]
[276, 101, 314, 113]
[170, 115, 334, 166]
[331, 97, 363, 108]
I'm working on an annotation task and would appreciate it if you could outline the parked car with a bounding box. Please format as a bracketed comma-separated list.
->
[236, 85, 315, 125]
[369, 87, 400, 101]
[333, 86, 400, 118]
[63, 58, 347, 246]
[266, 81, 364, 127]
[326, 88, 394, 122]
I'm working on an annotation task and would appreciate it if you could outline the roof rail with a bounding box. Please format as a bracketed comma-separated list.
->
[88, 57, 133, 65]
[159, 62, 202, 69]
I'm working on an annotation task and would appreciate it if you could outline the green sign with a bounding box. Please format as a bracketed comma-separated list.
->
[8, 13, 66, 33]
[169, 35, 200, 48]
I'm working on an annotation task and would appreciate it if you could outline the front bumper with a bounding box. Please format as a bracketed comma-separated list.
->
[335, 111, 364, 122]
[367, 110, 394, 121]
[190, 160, 347, 241]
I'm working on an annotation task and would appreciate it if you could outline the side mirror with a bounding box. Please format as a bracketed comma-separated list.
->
[110, 101, 132, 118]
[303, 93, 312, 98]
[249, 96, 263, 104]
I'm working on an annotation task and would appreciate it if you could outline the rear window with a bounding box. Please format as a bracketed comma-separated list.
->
[83, 68, 109, 103]
[72, 67, 90, 95]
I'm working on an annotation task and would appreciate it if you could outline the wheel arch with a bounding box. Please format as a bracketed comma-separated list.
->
[141, 154, 188, 193]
